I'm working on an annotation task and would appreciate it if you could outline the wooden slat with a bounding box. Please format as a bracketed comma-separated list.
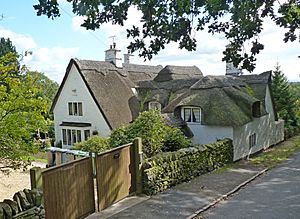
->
[96, 144, 136, 211]
[42, 157, 95, 219]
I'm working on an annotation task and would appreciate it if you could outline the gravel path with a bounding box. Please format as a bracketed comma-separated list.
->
[0, 161, 46, 201]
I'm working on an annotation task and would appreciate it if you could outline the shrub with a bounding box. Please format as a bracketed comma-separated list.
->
[162, 126, 191, 152]
[74, 135, 110, 153]
[109, 110, 193, 157]
[109, 126, 132, 148]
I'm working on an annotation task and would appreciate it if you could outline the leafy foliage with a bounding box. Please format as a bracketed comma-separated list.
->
[74, 135, 110, 153]
[142, 139, 233, 195]
[272, 63, 297, 127]
[0, 52, 49, 169]
[34, 0, 300, 72]
[162, 126, 191, 152]
[109, 110, 191, 157]
[0, 37, 16, 57]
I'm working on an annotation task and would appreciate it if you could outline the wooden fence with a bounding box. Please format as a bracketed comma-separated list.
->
[42, 157, 95, 219]
[41, 138, 143, 218]
[96, 143, 136, 211]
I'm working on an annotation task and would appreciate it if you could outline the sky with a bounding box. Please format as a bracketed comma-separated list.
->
[0, 0, 300, 83]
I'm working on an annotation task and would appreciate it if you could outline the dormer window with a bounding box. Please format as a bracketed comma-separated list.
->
[182, 107, 201, 123]
[148, 101, 162, 111]
[68, 102, 83, 116]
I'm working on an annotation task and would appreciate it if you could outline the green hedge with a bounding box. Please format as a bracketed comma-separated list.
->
[284, 126, 300, 140]
[142, 139, 233, 195]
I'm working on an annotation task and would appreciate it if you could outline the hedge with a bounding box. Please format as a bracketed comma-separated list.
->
[142, 139, 233, 195]
[284, 126, 300, 140]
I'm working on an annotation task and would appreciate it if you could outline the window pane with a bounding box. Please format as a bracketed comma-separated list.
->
[68, 103, 73, 115]
[184, 108, 191, 122]
[192, 108, 201, 123]
[77, 130, 81, 142]
[72, 130, 76, 144]
[73, 103, 78, 115]
[84, 130, 90, 141]
[78, 102, 83, 116]
[67, 129, 71, 145]
[62, 129, 67, 145]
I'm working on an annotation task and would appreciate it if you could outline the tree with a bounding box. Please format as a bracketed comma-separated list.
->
[34, 0, 300, 72]
[0, 37, 16, 57]
[272, 63, 297, 127]
[0, 52, 49, 170]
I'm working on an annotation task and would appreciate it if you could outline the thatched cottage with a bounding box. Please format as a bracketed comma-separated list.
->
[51, 44, 284, 160]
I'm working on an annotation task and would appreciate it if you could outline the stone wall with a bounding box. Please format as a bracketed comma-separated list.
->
[0, 189, 44, 219]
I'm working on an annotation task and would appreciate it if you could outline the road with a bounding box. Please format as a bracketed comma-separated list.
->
[202, 149, 300, 219]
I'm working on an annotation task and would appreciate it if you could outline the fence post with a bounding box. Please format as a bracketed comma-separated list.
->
[30, 167, 43, 189]
[133, 137, 143, 194]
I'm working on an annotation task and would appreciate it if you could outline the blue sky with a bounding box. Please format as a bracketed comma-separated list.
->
[1, 0, 300, 83]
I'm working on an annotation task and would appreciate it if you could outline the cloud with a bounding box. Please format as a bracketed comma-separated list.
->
[24, 46, 79, 83]
[0, 27, 79, 83]
[0, 27, 37, 49]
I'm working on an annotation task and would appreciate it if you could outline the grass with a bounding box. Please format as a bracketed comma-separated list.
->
[21, 151, 48, 164]
[213, 135, 300, 174]
[249, 135, 300, 169]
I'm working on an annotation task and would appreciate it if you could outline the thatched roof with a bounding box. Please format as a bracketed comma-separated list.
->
[162, 73, 267, 127]
[138, 78, 199, 91]
[123, 63, 163, 84]
[191, 75, 246, 89]
[51, 59, 142, 129]
[154, 65, 203, 82]
[239, 71, 271, 84]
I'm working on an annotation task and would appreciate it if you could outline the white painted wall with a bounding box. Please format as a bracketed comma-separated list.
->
[189, 123, 233, 145]
[53, 64, 111, 148]
[233, 86, 284, 160]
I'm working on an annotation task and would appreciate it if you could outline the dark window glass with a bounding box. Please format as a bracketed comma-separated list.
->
[78, 102, 83, 116]
[68, 102, 73, 115]
[184, 108, 191, 122]
[67, 129, 72, 145]
[77, 130, 81, 142]
[62, 129, 67, 145]
[84, 130, 90, 141]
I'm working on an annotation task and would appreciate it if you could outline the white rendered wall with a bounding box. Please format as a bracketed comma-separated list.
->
[189, 123, 233, 145]
[53, 64, 111, 148]
[233, 86, 284, 160]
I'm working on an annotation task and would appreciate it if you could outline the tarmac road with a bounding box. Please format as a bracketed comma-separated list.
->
[203, 149, 300, 219]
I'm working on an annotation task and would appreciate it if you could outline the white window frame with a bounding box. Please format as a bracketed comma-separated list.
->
[68, 102, 83, 116]
[249, 133, 257, 148]
[181, 106, 201, 123]
[62, 128, 90, 146]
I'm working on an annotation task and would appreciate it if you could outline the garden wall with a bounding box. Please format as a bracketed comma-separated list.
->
[0, 189, 44, 219]
[142, 139, 233, 195]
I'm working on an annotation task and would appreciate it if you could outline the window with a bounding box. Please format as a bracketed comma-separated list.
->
[148, 101, 161, 111]
[84, 130, 91, 141]
[62, 129, 83, 146]
[68, 102, 83, 116]
[62, 129, 67, 145]
[249, 133, 257, 148]
[182, 107, 201, 123]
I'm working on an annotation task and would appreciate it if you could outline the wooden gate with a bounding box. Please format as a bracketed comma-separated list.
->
[96, 143, 136, 211]
[42, 157, 95, 219]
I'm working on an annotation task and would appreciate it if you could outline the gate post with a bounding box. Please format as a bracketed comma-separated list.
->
[133, 138, 143, 194]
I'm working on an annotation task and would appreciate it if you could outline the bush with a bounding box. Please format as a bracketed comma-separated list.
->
[142, 139, 233, 195]
[109, 110, 191, 157]
[74, 135, 110, 153]
[162, 126, 191, 152]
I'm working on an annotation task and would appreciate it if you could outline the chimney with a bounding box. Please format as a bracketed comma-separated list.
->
[225, 44, 242, 76]
[226, 62, 243, 76]
[105, 43, 121, 66]
[123, 51, 133, 64]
